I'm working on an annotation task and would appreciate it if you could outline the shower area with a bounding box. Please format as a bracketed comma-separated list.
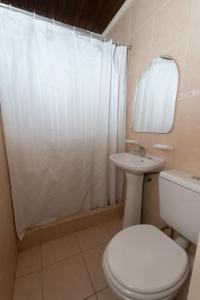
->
[0, 3, 128, 240]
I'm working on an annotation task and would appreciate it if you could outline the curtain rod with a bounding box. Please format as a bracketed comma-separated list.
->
[0, 3, 132, 50]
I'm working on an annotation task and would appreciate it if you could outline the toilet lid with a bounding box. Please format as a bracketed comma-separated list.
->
[106, 225, 188, 294]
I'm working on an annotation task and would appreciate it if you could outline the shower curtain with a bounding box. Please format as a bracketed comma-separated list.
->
[0, 8, 127, 238]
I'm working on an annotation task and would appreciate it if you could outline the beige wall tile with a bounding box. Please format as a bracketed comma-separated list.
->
[142, 174, 160, 216]
[188, 0, 200, 39]
[112, 8, 132, 44]
[132, 0, 168, 34]
[187, 235, 200, 300]
[142, 208, 166, 229]
[181, 34, 200, 92]
[152, 0, 192, 54]
[0, 117, 17, 300]
[130, 17, 154, 74]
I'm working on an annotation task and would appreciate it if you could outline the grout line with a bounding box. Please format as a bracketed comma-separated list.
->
[81, 240, 110, 255]
[128, 3, 132, 45]
[177, 0, 193, 97]
[81, 251, 96, 295]
[16, 220, 122, 278]
[15, 268, 42, 280]
[83, 294, 98, 300]
[76, 233, 96, 295]
[42, 252, 81, 270]
[37, 230, 112, 271]
[40, 244, 44, 300]
[74, 230, 82, 253]
[41, 268, 44, 300]
[95, 286, 108, 295]
[133, 0, 171, 35]
[95, 286, 109, 300]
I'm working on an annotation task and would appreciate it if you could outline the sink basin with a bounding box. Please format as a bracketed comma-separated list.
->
[110, 153, 165, 174]
[110, 152, 165, 229]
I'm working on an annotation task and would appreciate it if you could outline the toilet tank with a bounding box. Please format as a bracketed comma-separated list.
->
[159, 170, 200, 245]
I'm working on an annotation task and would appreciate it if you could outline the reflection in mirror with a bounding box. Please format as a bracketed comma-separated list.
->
[132, 57, 179, 133]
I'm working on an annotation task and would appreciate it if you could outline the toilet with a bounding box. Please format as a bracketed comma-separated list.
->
[103, 170, 200, 300]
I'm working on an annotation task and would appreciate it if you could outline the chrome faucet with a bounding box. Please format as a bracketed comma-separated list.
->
[130, 143, 146, 157]
[138, 145, 146, 157]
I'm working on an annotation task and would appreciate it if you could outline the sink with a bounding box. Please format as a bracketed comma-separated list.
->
[110, 152, 165, 228]
[110, 153, 165, 175]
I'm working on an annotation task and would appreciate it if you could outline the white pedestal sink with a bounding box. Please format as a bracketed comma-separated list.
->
[110, 153, 165, 228]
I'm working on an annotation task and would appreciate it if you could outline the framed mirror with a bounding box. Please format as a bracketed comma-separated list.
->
[132, 56, 179, 133]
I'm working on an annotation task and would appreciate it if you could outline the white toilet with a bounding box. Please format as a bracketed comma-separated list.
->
[103, 170, 200, 300]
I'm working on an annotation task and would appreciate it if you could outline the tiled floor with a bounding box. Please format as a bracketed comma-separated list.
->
[13, 217, 190, 300]
[13, 218, 122, 300]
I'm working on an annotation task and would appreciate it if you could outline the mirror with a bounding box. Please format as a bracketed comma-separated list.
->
[132, 56, 179, 133]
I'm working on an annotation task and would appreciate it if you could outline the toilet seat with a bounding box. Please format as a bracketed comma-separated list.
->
[103, 225, 189, 300]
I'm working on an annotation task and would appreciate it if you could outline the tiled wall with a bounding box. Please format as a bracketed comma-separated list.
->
[107, 0, 200, 175]
[0, 115, 17, 299]
[187, 234, 200, 300]
[106, 0, 200, 227]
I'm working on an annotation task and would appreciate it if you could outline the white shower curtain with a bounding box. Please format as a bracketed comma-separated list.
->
[0, 8, 127, 238]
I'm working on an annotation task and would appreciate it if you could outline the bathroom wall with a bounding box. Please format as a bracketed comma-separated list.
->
[187, 234, 200, 300]
[0, 113, 17, 299]
[106, 0, 200, 226]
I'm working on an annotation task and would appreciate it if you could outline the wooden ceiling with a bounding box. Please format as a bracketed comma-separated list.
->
[0, 0, 126, 34]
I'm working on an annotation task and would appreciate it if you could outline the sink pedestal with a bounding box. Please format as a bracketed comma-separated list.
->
[110, 152, 165, 229]
[123, 172, 144, 228]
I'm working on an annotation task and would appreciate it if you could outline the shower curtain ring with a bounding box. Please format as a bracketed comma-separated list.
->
[52, 18, 55, 30]
[9, 4, 13, 13]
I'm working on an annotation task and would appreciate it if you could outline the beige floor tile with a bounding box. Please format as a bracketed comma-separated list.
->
[14, 271, 42, 300]
[42, 233, 80, 267]
[83, 243, 107, 292]
[86, 296, 97, 300]
[43, 254, 93, 300]
[103, 217, 123, 237]
[76, 224, 110, 251]
[97, 288, 118, 300]
[16, 245, 41, 277]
